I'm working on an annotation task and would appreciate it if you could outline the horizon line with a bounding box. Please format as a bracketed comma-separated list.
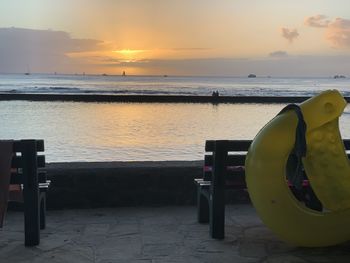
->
[0, 72, 343, 79]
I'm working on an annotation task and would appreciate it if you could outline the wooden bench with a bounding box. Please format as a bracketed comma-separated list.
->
[194, 139, 350, 239]
[7, 140, 49, 246]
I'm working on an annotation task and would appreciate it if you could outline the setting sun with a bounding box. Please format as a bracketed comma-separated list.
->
[112, 49, 148, 62]
[113, 49, 146, 56]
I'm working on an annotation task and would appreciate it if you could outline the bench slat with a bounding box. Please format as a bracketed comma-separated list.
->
[205, 155, 246, 166]
[12, 155, 45, 169]
[10, 171, 48, 184]
[205, 140, 251, 152]
[205, 139, 350, 152]
[13, 140, 44, 152]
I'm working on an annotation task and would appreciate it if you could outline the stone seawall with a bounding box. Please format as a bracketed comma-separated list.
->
[44, 161, 249, 209]
[0, 93, 334, 103]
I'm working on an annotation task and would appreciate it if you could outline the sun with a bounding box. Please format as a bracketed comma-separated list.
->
[113, 49, 146, 61]
[114, 49, 144, 55]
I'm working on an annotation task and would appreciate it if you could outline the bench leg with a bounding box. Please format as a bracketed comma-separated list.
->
[209, 192, 225, 239]
[197, 187, 209, 223]
[39, 192, 46, 230]
[22, 140, 40, 246]
[210, 141, 226, 239]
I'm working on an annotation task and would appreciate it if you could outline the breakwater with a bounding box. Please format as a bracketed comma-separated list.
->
[0, 93, 344, 103]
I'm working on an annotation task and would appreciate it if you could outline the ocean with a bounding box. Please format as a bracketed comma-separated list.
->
[2, 73, 350, 96]
[0, 74, 349, 162]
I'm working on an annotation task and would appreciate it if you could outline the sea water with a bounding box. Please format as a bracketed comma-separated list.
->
[1, 73, 350, 96]
[0, 74, 349, 162]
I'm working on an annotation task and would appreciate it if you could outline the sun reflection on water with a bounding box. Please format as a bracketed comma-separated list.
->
[1, 101, 350, 162]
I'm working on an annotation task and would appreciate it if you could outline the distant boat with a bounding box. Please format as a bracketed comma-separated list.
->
[25, 65, 30, 75]
[334, 75, 346, 79]
[102, 73, 108, 76]
[248, 74, 256, 78]
[122, 71, 126, 76]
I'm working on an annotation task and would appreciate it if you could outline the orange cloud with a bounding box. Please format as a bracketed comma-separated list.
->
[305, 15, 350, 48]
[326, 18, 350, 48]
[281, 28, 299, 43]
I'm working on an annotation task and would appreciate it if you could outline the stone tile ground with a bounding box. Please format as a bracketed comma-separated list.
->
[0, 205, 350, 262]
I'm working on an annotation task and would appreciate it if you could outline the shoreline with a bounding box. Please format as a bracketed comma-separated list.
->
[0, 93, 344, 103]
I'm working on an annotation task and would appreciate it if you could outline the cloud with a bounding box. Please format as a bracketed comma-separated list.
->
[326, 18, 350, 48]
[269, 51, 288, 58]
[2, 27, 350, 76]
[304, 15, 350, 48]
[0, 27, 108, 73]
[281, 28, 299, 43]
[304, 15, 330, 28]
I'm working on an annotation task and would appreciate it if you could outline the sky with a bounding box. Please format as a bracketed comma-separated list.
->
[1, 0, 350, 76]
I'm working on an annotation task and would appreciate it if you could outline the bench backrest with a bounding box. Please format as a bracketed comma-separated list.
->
[10, 140, 46, 186]
[204, 140, 250, 182]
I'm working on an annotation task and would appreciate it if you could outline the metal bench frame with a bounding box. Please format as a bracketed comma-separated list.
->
[9, 139, 49, 246]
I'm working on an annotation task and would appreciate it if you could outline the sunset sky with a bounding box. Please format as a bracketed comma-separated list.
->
[1, 0, 350, 76]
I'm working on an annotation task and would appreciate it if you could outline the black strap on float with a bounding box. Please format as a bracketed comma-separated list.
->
[278, 104, 307, 190]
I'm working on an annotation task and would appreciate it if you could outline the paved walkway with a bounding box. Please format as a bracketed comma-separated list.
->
[1, 205, 350, 262]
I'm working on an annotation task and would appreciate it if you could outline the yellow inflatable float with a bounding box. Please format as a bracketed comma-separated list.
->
[245, 89, 350, 247]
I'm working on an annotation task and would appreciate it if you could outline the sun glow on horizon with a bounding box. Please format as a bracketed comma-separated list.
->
[1, 1, 350, 75]
[112, 49, 150, 62]
[113, 49, 146, 55]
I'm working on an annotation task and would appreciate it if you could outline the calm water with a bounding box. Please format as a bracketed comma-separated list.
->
[0, 74, 350, 162]
[1, 101, 350, 162]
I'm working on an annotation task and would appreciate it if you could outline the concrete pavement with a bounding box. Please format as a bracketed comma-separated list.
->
[1, 205, 350, 262]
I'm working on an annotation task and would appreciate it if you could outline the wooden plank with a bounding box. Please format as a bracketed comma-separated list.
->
[36, 140, 44, 152]
[205, 140, 251, 152]
[10, 171, 47, 184]
[198, 180, 212, 186]
[205, 155, 246, 166]
[13, 140, 44, 152]
[11, 155, 45, 169]
[205, 139, 350, 153]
